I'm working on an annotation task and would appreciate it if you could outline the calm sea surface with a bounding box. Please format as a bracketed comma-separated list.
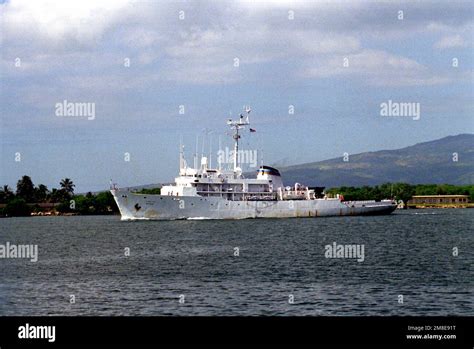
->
[0, 209, 472, 316]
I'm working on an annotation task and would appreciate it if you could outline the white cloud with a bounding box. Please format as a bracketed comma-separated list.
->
[0, 0, 472, 88]
[121, 28, 165, 49]
[304, 50, 454, 86]
[434, 34, 467, 49]
[162, 62, 241, 85]
[290, 31, 360, 55]
[1, 0, 133, 47]
[157, 26, 361, 84]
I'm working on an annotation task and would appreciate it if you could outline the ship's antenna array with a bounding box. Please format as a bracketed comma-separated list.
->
[209, 133, 213, 169]
[218, 135, 222, 171]
[201, 128, 214, 170]
[226, 106, 251, 172]
[179, 135, 185, 172]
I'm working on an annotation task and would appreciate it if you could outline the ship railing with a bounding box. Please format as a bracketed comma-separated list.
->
[281, 190, 311, 200]
[196, 190, 277, 201]
[343, 200, 377, 205]
[244, 194, 277, 201]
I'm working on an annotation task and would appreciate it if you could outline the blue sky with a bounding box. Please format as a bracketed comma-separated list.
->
[1, 0, 473, 192]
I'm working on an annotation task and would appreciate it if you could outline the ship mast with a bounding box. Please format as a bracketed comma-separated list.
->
[227, 106, 251, 172]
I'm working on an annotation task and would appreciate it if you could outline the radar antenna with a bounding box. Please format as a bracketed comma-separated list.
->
[227, 106, 251, 172]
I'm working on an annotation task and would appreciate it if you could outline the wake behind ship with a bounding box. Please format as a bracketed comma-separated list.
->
[111, 108, 397, 220]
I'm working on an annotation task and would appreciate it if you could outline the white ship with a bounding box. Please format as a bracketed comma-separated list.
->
[111, 108, 397, 220]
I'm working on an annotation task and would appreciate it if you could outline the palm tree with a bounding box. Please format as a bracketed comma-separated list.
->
[60, 178, 75, 196]
[35, 184, 49, 202]
[2, 185, 13, 195]
[16, 175, 35, 202]
[0, 185, 14, 203]
[49, 188, 60, 203]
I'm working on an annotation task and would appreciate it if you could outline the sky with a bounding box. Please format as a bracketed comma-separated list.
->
[1, 0, 473, 192]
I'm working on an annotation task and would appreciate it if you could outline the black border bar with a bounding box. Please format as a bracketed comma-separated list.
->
[0, 316, 472, 347]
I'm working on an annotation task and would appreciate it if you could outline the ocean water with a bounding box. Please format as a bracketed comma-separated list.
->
[0, 209, 472, 316]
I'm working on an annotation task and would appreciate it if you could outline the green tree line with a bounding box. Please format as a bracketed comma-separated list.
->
[136, 188, 161, 195]
[326, 183, 474, 204]
[0, 175, 118, 216]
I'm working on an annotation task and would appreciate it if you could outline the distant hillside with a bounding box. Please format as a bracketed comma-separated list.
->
[277, 134, 474, 187]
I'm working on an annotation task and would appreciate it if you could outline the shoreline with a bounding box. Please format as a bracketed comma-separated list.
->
[1, 206, 472, 219]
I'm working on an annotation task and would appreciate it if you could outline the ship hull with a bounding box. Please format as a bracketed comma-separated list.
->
[111, 190, 397, 220]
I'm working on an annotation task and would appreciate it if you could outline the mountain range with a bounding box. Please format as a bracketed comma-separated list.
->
[124, 134, 473, 192]
[276, 134, 473, 187]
